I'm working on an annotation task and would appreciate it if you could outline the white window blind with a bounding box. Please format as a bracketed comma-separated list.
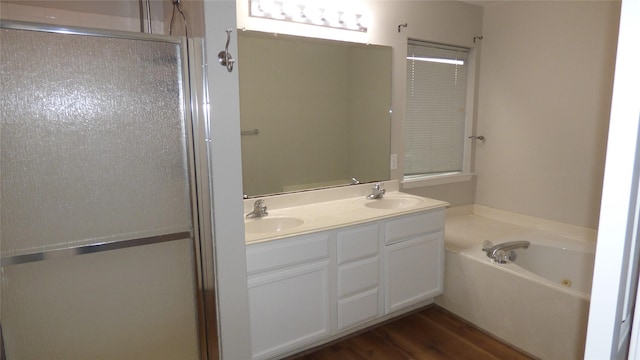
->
[404, 40, 469, 177]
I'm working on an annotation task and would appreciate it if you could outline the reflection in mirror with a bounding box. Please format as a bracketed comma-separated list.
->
[238, 30, 392, 198]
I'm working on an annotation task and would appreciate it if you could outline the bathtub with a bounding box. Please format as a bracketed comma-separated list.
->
[466, 231, 595, 300]
[437, 228, 595, 360]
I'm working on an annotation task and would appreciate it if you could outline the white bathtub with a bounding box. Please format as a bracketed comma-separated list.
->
[464, 231, 596, 301]
[437, 228, 595, 360]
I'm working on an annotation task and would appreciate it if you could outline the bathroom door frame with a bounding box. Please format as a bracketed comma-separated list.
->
[584, 0, 640, 358]
[0, 20, 218, 360]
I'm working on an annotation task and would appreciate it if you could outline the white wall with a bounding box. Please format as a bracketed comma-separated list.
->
[237, 0, 484, 206]
[475, 1, 620, 229]
[585, 0, 640, 356]
[0, 1, 164, 33]
[203, 2, 253, 359]
[0, 0, 206, 36]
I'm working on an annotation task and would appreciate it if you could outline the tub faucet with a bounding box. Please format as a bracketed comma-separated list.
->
[246, 199, 268, 218]
[366, 182, 386, 200]
[482, 240, 530, 264]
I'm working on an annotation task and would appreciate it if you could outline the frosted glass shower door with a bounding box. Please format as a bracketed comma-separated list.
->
[0, 24, 201, 359]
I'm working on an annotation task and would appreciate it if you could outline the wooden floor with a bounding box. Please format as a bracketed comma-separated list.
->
[289, 306, 535, 360]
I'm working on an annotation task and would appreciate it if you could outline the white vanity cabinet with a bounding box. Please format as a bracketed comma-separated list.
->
[336, 223, 382, 331]
[384, 210, 445, 314]
[246, 232, 331, 360]
[246, 205, 446, 359]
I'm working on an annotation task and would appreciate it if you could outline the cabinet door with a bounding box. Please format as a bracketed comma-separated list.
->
[248, 261, 330, 360]
[384, 232, 444, 314]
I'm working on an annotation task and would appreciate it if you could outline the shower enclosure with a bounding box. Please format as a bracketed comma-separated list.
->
[0, 21, 217, 359]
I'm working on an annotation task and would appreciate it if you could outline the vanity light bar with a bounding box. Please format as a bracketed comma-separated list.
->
[406, 56, 465, 66]
[250, 0, 368, 32]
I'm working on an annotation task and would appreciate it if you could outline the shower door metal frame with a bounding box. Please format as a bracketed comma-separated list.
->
[186, 35, 221, 360]
[0, 20, 217, 360]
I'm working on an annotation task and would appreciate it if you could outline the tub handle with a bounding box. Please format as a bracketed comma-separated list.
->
[483, 240, 530, 263]
[492, 250, 518, 264]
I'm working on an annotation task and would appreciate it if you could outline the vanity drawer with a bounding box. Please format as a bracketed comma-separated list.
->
[385, 210, 444, 244]
[337, 224, 379, 264]
[337, 256, 379, 298]
[337, 288, 380, 331]
[246, 233, 330, 274]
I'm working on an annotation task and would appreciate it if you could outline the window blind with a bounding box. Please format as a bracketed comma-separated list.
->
[404, 40, 469, 176]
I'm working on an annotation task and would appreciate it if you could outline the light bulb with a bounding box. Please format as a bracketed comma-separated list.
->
[322, 9, 340, 26]
[356, 14, 369, 30]
[283, 2, 304, 21]
[304, 6, 323, 25]
[340, 12, 357, 29]
[250, 0, 264, 16]
[258, 0, 276, 15]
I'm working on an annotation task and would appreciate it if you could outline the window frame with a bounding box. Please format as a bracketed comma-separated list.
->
[401, 40, 477, 188]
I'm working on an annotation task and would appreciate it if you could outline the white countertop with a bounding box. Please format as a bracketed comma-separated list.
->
[244, 181, 449, 244]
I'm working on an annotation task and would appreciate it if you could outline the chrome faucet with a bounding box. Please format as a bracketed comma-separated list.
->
[482, 240, 530, 264]
[245, 199, 268, 218]
[366, 182, 386, 200]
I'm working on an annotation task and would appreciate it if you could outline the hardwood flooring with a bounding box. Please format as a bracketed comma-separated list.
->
[289, 306, 535, 360]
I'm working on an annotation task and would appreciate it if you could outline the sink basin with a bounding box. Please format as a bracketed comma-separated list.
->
[364, 196, 422, 210]
[245, 216, 304, 234]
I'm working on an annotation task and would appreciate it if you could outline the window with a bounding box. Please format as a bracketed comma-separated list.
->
[404, 40, 471, 182]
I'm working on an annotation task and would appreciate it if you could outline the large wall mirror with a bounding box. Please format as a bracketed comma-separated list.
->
[238, 30, 392, 197]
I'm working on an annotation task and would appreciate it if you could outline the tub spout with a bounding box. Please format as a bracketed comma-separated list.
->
[483, 240, 530, 263]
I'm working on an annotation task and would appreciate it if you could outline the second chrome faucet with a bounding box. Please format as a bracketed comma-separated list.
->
[246, 199, 268, 218]
[366, 182, 386, 200]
